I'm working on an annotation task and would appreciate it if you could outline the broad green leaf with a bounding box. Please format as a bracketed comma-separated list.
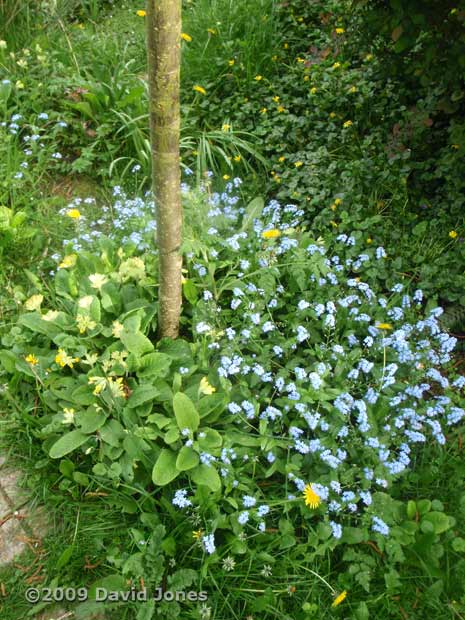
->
[49, 430, 89, 459]
[19, 313, 61, 338]
[191, 464, 221, 491]
[137, 352, 171, 378]
[173, 392, 199, 431]
[127, 384, 159, 408]
[120, 329, 154, 356]
[75, 408, 106, 433]
[152, 449, 180, 486]
[176, 446, 199, 471]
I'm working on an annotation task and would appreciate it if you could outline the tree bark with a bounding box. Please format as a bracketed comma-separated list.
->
[146, 0, 183, 339]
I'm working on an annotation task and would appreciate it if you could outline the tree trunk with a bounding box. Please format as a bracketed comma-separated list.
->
[146, 0, 183, 339]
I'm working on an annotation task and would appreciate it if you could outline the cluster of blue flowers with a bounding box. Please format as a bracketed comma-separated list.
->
[186, 190, 465, 541]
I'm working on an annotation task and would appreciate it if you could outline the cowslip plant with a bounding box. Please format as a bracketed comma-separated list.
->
[1, 178, 464, 564]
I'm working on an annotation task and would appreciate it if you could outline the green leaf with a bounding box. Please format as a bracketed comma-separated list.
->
[75, 409, 106, 433]
[173, 392, 199, 431]
[176, 446, 199, 471]
[137, 352, 171, 378]
[120, 329, 154, 356]
[422, 512, 451, 534]
[56, 545, 74, 570]
[152, 449, 180, 486]
[127, 384, 160, 408]
[99, 420, 125, 447]
[241, 196, 265, 232]
[49, 430, 89, 459]
[191, 464, 221, 491]
[19, 313, 61, 338]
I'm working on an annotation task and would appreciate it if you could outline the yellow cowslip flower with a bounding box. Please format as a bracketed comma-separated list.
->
[16, 80, 25, 89]
[330, 203, 337, 211]
[335, 27, 345, 34]
[332, 62, 341, 69]
[89, 273, 108, 290]
[303, 484, 321, 509]
[221, 123, 231, 131]
[331, 591, 347, 607]
[192, 529, 203, 540]
[283, 42, 289, 49]
[262, 229, 281, 239]
[55, 348, 79, 369]
[310, 87, 317, 94]
[228, 59, 235, 66]
[365, 53, 373, 61]
[296, 57, 305, 63]
[272, 55, 278, 61]
[25, 354, 38, 366]
[294, 161, 304, 168]
[66, 208, 81, 219]
[329, 112, 337, 119]
[260, 107, 268, 114]
[334, 198, 342, 205]
[193, 85, 206, 95]
[278, 156, 285, 162]
[136, 10, 146, 17]
[449, 230, 458, 239]
[59, 254, 77, 269]
[343, 120, 353, 128]
[330, 220, 338, 228]
[272, 95, 280, 103]
[349, 86, 357, 93]
[199, 377, 216, 395]
[452, 144, 460, 149]
[24, 294, 43, 311]
[303, 75, 309, 81]
[76, 314, 97, 334]
[112, 320, 124, 338]
[181, 33, 192, 42]
[108, 377, 125, 399]
[254, 75, 263, 81]
[223, 174, 230, 180]
[367, 237, 373, 244]
[277, 105, 285, 113]
[376, 323, 393, 330]
[233, 155, 241, 162]
[207, 28, 217, 35]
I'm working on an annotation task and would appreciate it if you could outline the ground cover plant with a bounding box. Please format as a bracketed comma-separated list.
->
[1, 0, 465, 619]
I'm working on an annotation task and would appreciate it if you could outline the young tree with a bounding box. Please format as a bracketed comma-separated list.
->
[146, 0, 183, 338]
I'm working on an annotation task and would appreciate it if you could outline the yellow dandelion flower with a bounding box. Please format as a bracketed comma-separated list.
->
[332, 591, 347, 607]
[25, 353, 38, 366]
[181, 33, 192, 42]
[303, 484, 321, 509]
[136, 10, 146, 17]
[66, 208, 81, 219]
[376, 323, 393, 330]
[254, 75, 263, 81]
[199, 377, 216, 395]
[335, 27, 345, 34]
[262, 228, 281, 239]
[449, 230, 458, 239]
